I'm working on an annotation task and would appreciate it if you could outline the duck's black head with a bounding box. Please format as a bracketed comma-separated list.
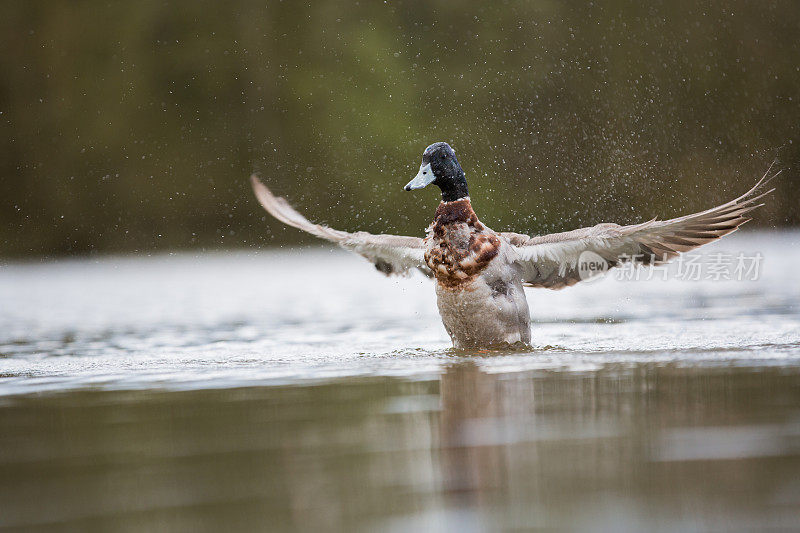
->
[404, 142, 469, 202]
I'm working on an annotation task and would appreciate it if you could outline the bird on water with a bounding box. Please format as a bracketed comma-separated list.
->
[251, 142, 776, 349]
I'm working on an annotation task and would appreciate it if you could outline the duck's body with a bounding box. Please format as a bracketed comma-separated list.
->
[251, 142, 776, 349]
[424, 198, 530, 347]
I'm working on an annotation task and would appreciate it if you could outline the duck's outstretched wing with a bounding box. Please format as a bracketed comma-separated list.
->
[503, 168, 779, 290]
[251, 175, 431, 277]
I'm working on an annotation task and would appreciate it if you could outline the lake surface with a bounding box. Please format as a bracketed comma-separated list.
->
[1, 231, 799, 531]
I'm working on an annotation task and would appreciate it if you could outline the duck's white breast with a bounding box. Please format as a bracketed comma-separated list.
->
[434, 242, 531, 348]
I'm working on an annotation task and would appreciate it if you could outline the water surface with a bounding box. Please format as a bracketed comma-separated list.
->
[1, 231, 799, 531]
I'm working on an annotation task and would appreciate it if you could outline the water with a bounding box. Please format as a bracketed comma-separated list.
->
[1, 231, 799, 531]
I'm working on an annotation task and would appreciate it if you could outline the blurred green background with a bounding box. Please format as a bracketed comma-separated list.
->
[1, 0, 798, 258]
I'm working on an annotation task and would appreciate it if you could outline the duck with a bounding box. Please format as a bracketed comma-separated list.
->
[251, 142, 777, 349]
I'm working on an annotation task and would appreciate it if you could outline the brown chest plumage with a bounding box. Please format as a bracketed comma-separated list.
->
[424, 199, 501, 288]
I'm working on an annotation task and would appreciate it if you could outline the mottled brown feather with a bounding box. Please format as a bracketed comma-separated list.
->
[425, 199, 501, 289]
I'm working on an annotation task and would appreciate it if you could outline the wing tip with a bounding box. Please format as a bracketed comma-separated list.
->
[745, 166, 781, 199]
[250, 174, 275, 202]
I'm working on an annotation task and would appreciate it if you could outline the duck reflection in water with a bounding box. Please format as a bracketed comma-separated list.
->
[439, 362, 509, 506]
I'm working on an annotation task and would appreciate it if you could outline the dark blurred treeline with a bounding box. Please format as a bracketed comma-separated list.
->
[1, 0, 798, 258]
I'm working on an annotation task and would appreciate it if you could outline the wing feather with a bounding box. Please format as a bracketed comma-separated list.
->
[505, 167, 779, 289]
[251, 175, 430, 277]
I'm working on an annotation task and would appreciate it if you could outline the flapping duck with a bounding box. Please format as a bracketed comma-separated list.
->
[251, 142, 776, 349]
